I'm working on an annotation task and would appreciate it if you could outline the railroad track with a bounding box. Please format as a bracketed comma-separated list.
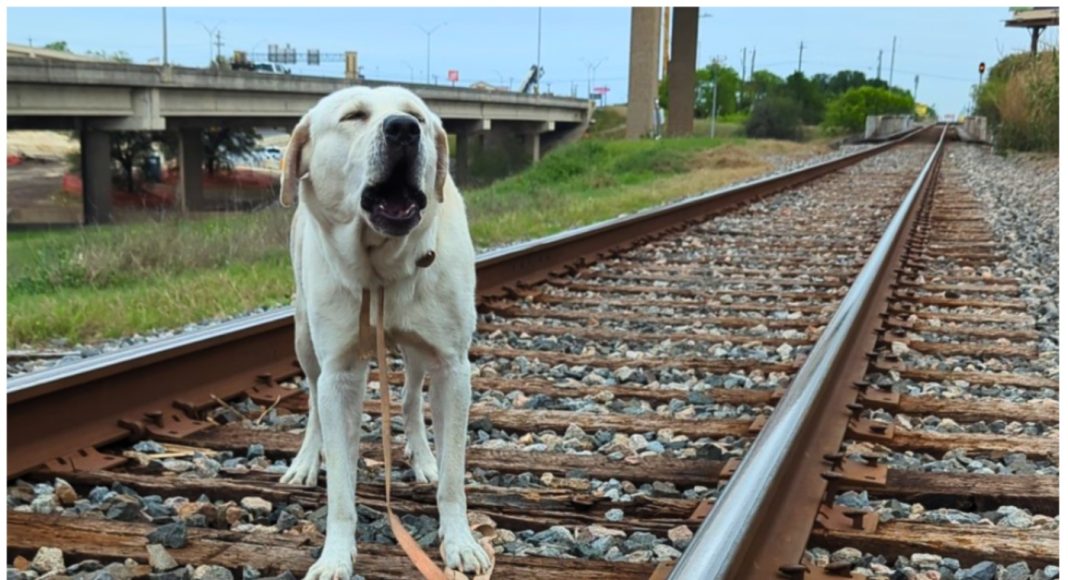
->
[7, 124, 1058, 580]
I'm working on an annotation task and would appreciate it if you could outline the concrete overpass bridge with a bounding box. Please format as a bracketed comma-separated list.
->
[7, 57, 592, 223]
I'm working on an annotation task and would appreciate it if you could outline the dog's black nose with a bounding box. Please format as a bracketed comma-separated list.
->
[383, 115, 420, 147]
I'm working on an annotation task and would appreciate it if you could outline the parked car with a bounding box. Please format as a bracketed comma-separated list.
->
[253, 63, 290, 75]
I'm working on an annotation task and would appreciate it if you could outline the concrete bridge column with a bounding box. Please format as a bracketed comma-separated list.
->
[177, 128, 206, 212]
[81, 129, 113, 224]
[627, 7, 662, 139]
[521, 121, 555, 163]
[666, 7, 698, 137]
[447, 119, 491, 186]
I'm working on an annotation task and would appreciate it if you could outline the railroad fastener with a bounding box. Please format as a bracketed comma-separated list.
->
[842, 509, 873, 530]
[777, 564, 808, 579]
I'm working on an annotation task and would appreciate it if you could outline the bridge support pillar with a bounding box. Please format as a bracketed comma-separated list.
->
[81, 129, 113, 225]
[177, 128, 207, 212]
[627, 7, 662, 139]
[447, 119, 491, 187]
[666, 7, 698, 137]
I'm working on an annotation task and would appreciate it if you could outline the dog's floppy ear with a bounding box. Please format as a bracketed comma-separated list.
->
[433, 115, 448, 203]
[280, 114, 311, 208]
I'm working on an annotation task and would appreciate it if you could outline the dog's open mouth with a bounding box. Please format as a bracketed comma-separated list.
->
[360, 159, 427, 236]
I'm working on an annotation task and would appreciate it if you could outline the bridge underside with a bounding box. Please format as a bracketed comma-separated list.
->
[8, 76, 590, 224]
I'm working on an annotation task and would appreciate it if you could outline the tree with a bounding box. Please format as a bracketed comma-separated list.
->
[783, 72, 826, 125]
[695, 63, 741, 118]
[43, 41, 70, 52]
[826, 70, 869, 95]
[823, 86, 915, 133]
[202, 127, 261, 175]
[658, 63, 741, 119]
[110, 132, 173, 193]
[747, 70, 785, 100]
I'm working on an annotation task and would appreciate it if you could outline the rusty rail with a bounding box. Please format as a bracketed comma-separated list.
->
[668, 124, 949, 580]
[6, 127, 927, 478]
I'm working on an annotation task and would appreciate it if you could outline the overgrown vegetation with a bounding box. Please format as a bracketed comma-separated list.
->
[823, 86, 915, 134]
[972, 50, 1058, 152]
[9, 135, 831, 346]
[745, 97, 803, 140]
[660, 61, 925, 140]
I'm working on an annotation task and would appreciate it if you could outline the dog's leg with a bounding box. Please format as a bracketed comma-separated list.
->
[401, 351, 438, 483]
[428, 355, 491, 573]
[281, 306, 323, 487]
[305, 358, 368, 580]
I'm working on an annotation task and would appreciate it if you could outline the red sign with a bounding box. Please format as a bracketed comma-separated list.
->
[448, 69, 459, 82]
[592, 86, 610, 95]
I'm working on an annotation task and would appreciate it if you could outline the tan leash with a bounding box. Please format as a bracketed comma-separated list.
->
[360, 284, 494, 580]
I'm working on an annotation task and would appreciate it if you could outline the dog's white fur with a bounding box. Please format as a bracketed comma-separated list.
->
[279, 86, 488, 579]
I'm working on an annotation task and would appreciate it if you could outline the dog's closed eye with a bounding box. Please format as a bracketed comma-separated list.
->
[341, 109, 369, 122]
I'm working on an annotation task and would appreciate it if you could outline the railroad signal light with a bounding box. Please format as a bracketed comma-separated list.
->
[978, 62, 986, 74]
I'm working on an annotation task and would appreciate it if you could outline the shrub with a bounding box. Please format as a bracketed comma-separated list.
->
[745, 97, 803, 140]
[974, 51, 1058, 152]
[823, 86, 914, 133]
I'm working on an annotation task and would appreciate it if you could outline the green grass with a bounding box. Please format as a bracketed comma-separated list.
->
[466, 136, 732, 245]
[8, 134, 766, 347]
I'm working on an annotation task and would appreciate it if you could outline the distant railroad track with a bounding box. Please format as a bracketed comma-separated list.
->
[9, 124, 1057, 579]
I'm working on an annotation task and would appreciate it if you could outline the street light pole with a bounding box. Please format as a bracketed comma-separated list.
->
[162, 8, 168, 66]
[419, 22, 446, 85]
[198, 22, 220, 66]
[581, 57, 607, 104]
[535, 8, 542, 95]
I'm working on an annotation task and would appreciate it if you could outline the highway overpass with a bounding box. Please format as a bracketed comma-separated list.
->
[7, 57, 592, 223]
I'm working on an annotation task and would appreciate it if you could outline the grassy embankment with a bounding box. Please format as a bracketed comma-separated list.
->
[9, 132, 828, 347]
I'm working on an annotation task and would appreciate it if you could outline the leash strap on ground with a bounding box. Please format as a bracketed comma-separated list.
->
[375, 286, 450, 580]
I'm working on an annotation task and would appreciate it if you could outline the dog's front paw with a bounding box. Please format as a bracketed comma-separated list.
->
[280, 449, 321, 487]
[440, 524, 491, 574]
[304, 542, 356, 580]
[405, 442, 439, 483]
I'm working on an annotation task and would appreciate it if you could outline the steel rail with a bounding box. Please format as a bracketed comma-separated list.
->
[7, 127, 927, 477]
[669, 124, 949, 580]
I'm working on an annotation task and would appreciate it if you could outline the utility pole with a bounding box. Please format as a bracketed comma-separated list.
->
[660, 7, 671, 80]
[913, 74, 919, 101]
[214, 31, 224, 63]
[741, 47, 747, 82]
[750, 47, 756, 75]
[419, 22, 446, 85]
[876, 49, 883, 80]
[162, 8, 168, 66]
[797, 41, 804, 73]
[889, 36, 897, 86]
[535, 8, 542, 95]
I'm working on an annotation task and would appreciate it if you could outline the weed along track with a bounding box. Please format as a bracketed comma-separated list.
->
[7, 126, 1058, 579]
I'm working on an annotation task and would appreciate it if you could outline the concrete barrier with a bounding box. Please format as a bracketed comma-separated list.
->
[864, 115, 914, 141]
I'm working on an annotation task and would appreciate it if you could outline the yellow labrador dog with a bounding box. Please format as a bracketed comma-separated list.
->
[279, 86, 489, 579]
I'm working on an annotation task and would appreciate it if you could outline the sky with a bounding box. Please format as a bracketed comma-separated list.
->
[6, 6, 1053, 116]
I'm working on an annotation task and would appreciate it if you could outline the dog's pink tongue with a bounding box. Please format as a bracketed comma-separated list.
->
[380, 199, 414, 218]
